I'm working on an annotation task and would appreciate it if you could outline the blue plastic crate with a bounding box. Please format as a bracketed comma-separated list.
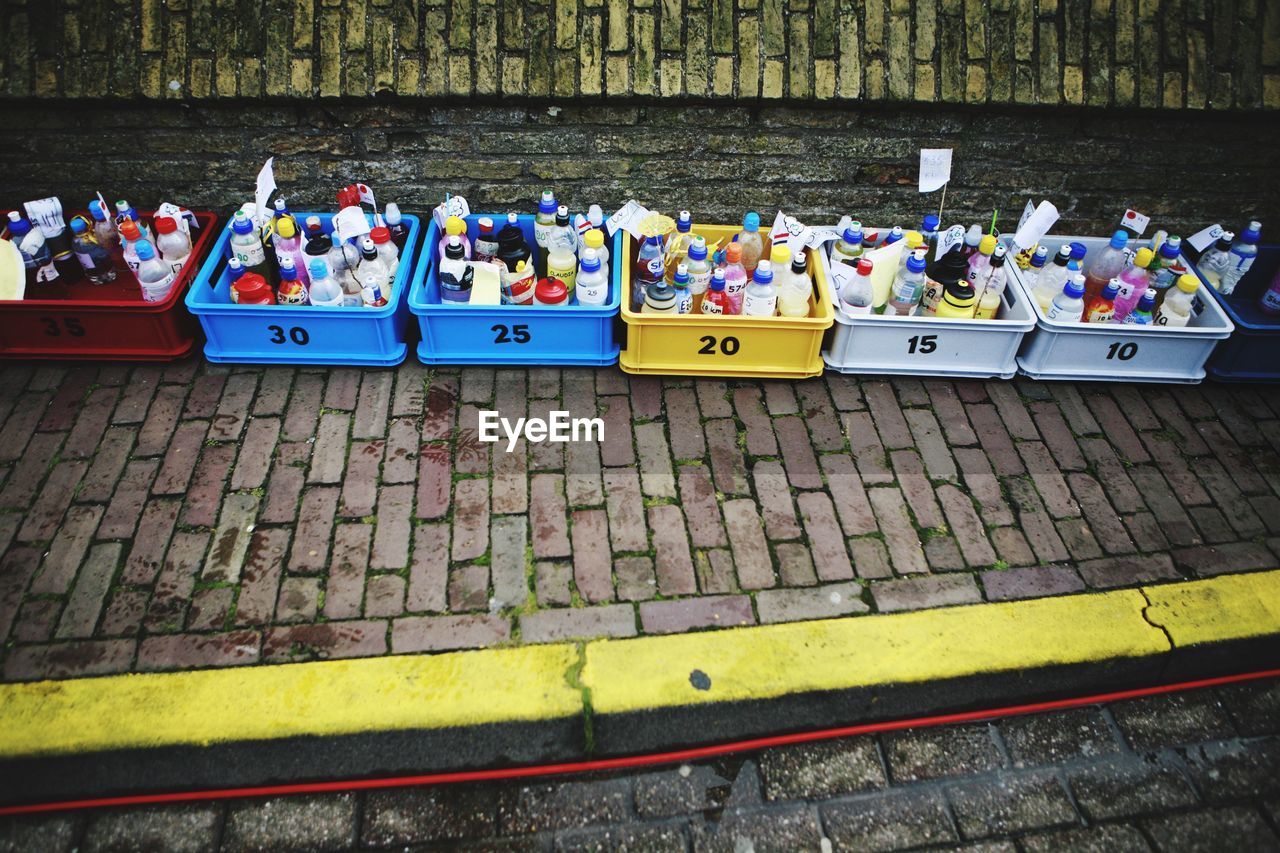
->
[186, 211, 421, 366]
[1195, 245, 1280, 382]
[409, 214, 621, 366]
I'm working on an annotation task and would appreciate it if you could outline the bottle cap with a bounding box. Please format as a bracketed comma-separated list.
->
[227, 257, 245, 277]
[1243, 221, 1262, 242]
[742, 212, 760, 232]
[89, 200, 109, 221]
[863, 229, 879, 245]
[538, 190, 557, 214]
[1109, 230, 1128, 250]
[677, 211, 692, 233]
[1052, 245, 1072, 265]
[1139, 287, 1157, 307]
[675, 263, 690, 285]
[120, 219, 142, 241]
[370, 226, 391, 245]
[581, 248, 601, 272]
[445, 236, 465, 259]
[274, 217, 296, 239]
[506, 212, 520, 226]
[306, 215, 322, 231]
[990, 245, 1007, 264]
[1066, 259, 1081, 272]
[232, 212, 255, 235]
[906, 253, 927, 274]
[843, 226, 863, 244]
[279, 255, 296, 275]
[978, 234, 998, 255]
[385, 203, 402, 224]
[1175, 273, 1200, 294]
[1215, 231, 1234, 249]
[1102, 279, 1120, 299]
[309, 259, 329, 279]
[556, 205, 570, 226]
[922, 214, 940, 233]
[792, 251, 808, 274]
[1160, 238, 1181, 259]
[1069, 242, 1087, 261]
[726, 243, 742, 263]
[905, 230, 923, 249]
[753, 259, 773, 285]
[1134, 247, 1154, 268]
[70, 217, 88, 235]
[274, 197, 290, 212]
[536, 277, 567, 304]
[646, 280, 674, 302]
[1063, 275, 1085, 299]
[710, 269, 726, 291]
[687, 236, 707, 261]
[584, 229, 604, 250]
[135, 239, 157, 260]
[771, 244, 791, 266]
[361, 236, 378, 257]
[445, 216, 466, 236]
[646, 235, 662, 246]
[965, 224, 982, 245]
[478, 217, 494, 233]
[884, 226, 903, 244]
[1031, 246, 1049, 268]
[6, 211, 28, 236]
[856, 258, 874, 276]
[233, 273, 273, 304]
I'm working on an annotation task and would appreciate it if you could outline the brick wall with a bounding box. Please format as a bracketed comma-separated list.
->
[1, 102, 1277, 236]
[1, 0, 1278, 108]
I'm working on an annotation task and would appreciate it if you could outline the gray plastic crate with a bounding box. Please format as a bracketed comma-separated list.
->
[1008, 234, 1235, 384]
[818, 233, 1037, 379]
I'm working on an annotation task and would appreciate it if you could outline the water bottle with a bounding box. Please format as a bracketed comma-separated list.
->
[700, 268, 731, 315]
[230, 209, 276, 284]
[1220, 221, 1261, 295]
[473, 217, 499, 264]
[1045, 274, 1085, 323]
[778, 251, 814, 318]
[1083, 279, 1119, 324]
[576, 248, 608, 307]
[439, 236, 474, 303]
[839, 258, 875, 315]
[276, 255, 309, 305]
[534, 189, 557, 249]
[973, 245, 1008, 320]
[1112, 247, 1153, 322]
[69, 216, 117, 284]
[1153, 274, 1199, 327]
[135, 239, 176, 303]
[370, 226, 399, 279]
[437, 216, 471, 261]
[1195, 232, 1235, 291]
[736, 212, 764, 275]
[742, 259, 777, 317]
[154, 215, 192, 275]
[496, 213, 532, 274]
[1084, 230, 1130, 301]
[88, 200, 120, 255]
[1123, 288, 1157, 325]
[362, 271, 389, 308]
[671, 263, 693, 314]
[722, 242, 749, 314]
[1032, 246, 1073, 312]
[7, 211, 59, 288]
[685, 236, 710, 312]
[1258, 266, 1280, 315]
[384, 203, 410, 252]
[358, 235, 392, 289]
[633, 236, 664, 311]
[308, 258, 345, 306]
[831, 222, 864, 267]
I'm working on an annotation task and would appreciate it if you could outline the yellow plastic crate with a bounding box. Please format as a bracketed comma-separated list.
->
[617, 224, 835, 379]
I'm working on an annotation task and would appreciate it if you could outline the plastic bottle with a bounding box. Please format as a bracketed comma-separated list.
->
[861, 229, 880, 252]
[114, 200, 150, 240]
[685, 236, 711, 313]
[272, 197, 298, 235]
[584, 227, 609, 272]
[934, 273, 979, 319]
[302, 216, 333, 278]
[1195, 232, 1235, 291]
[966, 234, 998, 290]
[230, 209, 276, 284]
[1083, 279, 1119, 324]
[232, 272, 276, 305]
[69, 217, 117, 284]
[632, 235, 664, 311]
[722, 242, 749, 314]
[1123, 289, 1157, 325]
[534, 190, 558, 250]
[962, 224, 983, 258]
[384, 203, 410, 252]
[135, 239, 177, 303]
[831, 223, 864, 267]
[1112, 247, 1153, 322]
[438, 216, 471, 261]
[358, 235, 392, 289]
[920, 214, 940, 257]
[642, 280, 677, 313]
[226, 257, 246, 291]
[1020, 246, 1050, 297]
[496, 213, 533, 274]
[886, 252, 928, 317]
[920, 245, 968, 316]
[665, 211, 695, 279]
[7, 211, 59, 288]
[1033, 246, 1074, 312]
[1148, 236, 1183, 297]
[268, 216, 308, 288]
[118, 218, 144, 275]
[1153, 274, 1200, 327]
[736, 212, 764, 275]
[276, 255, 309, 305]
[370, 226, 399, 279]
[473, 217, 499, 264]
[439, 236, 474, 303]
[1083, 230, 1130, 301]
[326, 230, 362, 301]
[1257, 266, 1280, 315]
[361, 271, 389, 308]
[700, 268, 731, 315]
[900, 231, 924, 269]
[88, 200, 120, 255]
[576, 248, 608, 307]
[778, 251, 813, 318]
[308, 259, 345, 307]
[973, 245, 1008, 320]
[671, 263, 693, 314]
[546, 208, 578, 300]
[743, 259, 778, 317]
[882, 226, 905, 247]
[502, 259, 537, 306]
[1220, 221, 1262, 295]
[839, 258, 875, 316]
[1046, 274, 1086, 323]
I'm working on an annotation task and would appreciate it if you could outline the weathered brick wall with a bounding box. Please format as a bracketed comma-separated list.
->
[1, 0, 1278, 108]
[2, 102, 1277, 235]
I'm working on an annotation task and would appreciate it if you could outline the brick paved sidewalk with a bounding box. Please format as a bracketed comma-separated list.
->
[0, 359, 1278, 682]
[3, 680, 1277, 850]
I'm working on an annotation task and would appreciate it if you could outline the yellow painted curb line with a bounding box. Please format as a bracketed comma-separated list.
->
[0, 570, 1277, 761]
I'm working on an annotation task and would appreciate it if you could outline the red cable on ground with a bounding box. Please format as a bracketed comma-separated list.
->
[4, 668, 1277, 817]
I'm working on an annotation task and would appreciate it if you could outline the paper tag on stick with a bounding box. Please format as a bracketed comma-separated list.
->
[1187, 223, 1225, 253]
[935, 224, 966, 260]
[253, 158, 276, 230]
[1012, 201, 1059, 251]
[1122, 209, 1150, 236]
[919, 149, 953, 193]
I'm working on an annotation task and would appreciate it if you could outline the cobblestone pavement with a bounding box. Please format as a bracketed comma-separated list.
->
[1, 358, 1280, 681]
[2, 681, 1278, 850]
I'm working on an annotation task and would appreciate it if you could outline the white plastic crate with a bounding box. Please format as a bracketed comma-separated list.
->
[1008, 234, 1235, 384]
[818, 232, 1037, 380]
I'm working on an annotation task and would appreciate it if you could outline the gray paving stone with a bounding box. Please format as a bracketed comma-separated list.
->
[1110, 692, 1237, 751]
[84, 805, 220, 853]
[1143, 806, 1280, 853]
[362, 785, 499, 846]
[223, 794, 357, 852]
[758, 736, 886, 801]
[883, 724, 1003, 783]
[498, 779, 630, 834]
[821, 789, 958, 852]
[1180, 738, 1280, 803]
[1021, 823, 1151, 853]
[946, 771, 1079, 839]
[688, 804, 823, 852]
[0, 814, 80, 853]
[1067, 757, 1199, 821]
[1000, 707, 1120, 766]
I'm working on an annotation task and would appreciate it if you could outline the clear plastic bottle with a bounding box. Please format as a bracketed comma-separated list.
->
[742, 259, 778, 317]
[118, 219, 145, 275]
[973, 245, 1008, 320]
[230, 209, 276, 285]
[700, 268, 731, 315]
[1033, 246, 1074, 312]
[384, 203, 410, 252]
[154, 216, 192, 274]
[966, 234, 998, 290]
[839, 258, 875, 315]
[1148, 236, 1183, 297]
[583, 227, 609, 272]
[1220, 221, 1262, 295]
[88, 200, 120, 255]
[7, 211, 58, 288]
[534, 189, 558, 249]
[69, 217, 117, 284]
[778, 251, 813, 318]
[358, 235, 392, 289]
[135, 239, 176, 303]
[1046, 274, 1086, 323]
[271, 216, 309, 287]
[831, 222, 864, 267]
[736, 212, 764, 275]
[576, 248, 608, 307]
[370, 226, 399, 279]
[665, 210, 694, 279]
[439, 236, 474, 303]
[920, 214, 940, 257]
[632, 235, 664, 311]
[722, 242, 749, 314]
[671, 263, 693, 314]
[546, 206, 578, 299]
[438, 216, 471, 260]
[302, 216, 333, 278]
[276, 255, 309, 305]
[962, 224, 983, 258]
[886, 252, 927, 317]
[1195, 232, 1235, 291]
[1083, 279, 1119, 324]
[1084, 230, 1130, 301]
[308, 259, 345, 307]
[1019, 246, 1050, 297]
[361, 271, 389, 308]
[473, 217, 499, 264]
[1112, 247, 1154, 322]
[1153, 274, 1199, 327]
[685, 236, 711, 313]
[1122, 288, 1157, 325]
[272, 197, 298, 235]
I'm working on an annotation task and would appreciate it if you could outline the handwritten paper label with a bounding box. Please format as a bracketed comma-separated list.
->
[1018, 199, 1036, 232]
[1122, 208, 1150, 236]
[1012, 201, 1060, 251]
[333, 207, 372, 243]
[770, 210, 813, 253]
[605, 200, 653, 238]
[935, 224, 966, 260]
[433, 195, 470, 230]
[1187, 223, 1225, 253]
[24, 198, 66, 239]
[253, 158, 276, 230]
[919, 149, 953, 193]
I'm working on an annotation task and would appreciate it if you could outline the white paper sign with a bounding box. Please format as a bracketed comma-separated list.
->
[605, 200, 652, 238]
[1122, 208, 1150, 236]
[935, 224, 966, 260]
[433, 195, 470, 230]
[24, 198, 66, 238]
[253, 158, 276, 230]
[1187, 223, 1225, 253]
[919, 149, 953, 193]
[333, 207, 372, 243]
[1012, 201, 1060, 251]
[1018, 199, 1036, 232]
[770, 210, 813, 253]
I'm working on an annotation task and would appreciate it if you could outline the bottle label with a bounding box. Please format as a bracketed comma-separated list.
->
[547, 268, 576, 295]
[689, 270, 711, 295]
[920, 277, 944, 312]
[1261, 289, 1280, 312]
[141, 270, 177, 302]
[474, 239, 499, 264]
[168, 254, 190, 276]
[534, 222, 555, 248]
[742, 292, 776, 316]
[1085, 305, 1114, 324]
[842, 302, 872, 315]
[75, 252, 95, 271]
[36, 261, 60, 283]
[725, 277, 746, 296]
[677, 292, 693, 314]
[700, 299, 724, 314]
[1153, 307, 1188, 327]
[236, 241, 267, 267]
[578, 282, 606, 305]
[1115, 278, 1137, 301]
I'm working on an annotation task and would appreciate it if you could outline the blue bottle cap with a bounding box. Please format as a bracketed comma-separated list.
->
[677, 211, 692, 232]
[1069, 242, 1087, 260]
[710, 268, 726, 291]
[538, 190, 557, 214]
[7, 213, 30, 236]
[1063, 276, 1085, 299]
[232, 213, 255, 235]
[70, 218, 88, 234]
[581, 250, 601, 273]
[1031, 246, 1049, 268]
[279, 256, 297, 278]
[843, 226, 862, 244]
[647, 235, 662, 246]
[906, 254, 927, 274]
[308, 259, 329, 279]
[1109, 230, 1128, 250]
[1242, 221, 1262, 243]
[1066, 259, 1081, 272]
[688, 239, 707, 262]
[89, 200, 109, 221]
[743, 212, 760, 231]
[135, 239, 157, 260]
[1101, 280, 1119, 299]
[1138, 288, 1156, 308]
[227, 257, 245, 279]
[753, 261, 773, 285]
[1160, 239, 1180, 259]
[922, 214, 940, 233]
[674, 264, 690, 286]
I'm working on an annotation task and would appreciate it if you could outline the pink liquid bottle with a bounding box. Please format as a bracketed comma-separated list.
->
[1111, 246, 1154, 323]
[722, 242, 749, 314]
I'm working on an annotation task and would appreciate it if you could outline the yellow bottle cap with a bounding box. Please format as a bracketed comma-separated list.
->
[978, 234, 998, 255]
[584, 229, 604, 249]
[1176, 273, 1200, 293]
[905, 230, 923, 249]
[1134, 247, 1154, 268]
[446, 216, 465, 236]
[771, 244, 791, 266]
[275, 217, 296, 239]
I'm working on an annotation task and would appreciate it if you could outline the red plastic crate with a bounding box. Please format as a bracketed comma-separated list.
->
[0, 209, 219, 362]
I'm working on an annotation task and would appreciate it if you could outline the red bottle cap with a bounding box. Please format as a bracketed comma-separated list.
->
[154, 216, 177, 235]
[119, 219, 142, 241]
[232, 272, 276, 305]
[370, 226, 391, 245]
[856, 258, 874, 275]
[534, 278, 567, 305]
[336, 185, 361, 209]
